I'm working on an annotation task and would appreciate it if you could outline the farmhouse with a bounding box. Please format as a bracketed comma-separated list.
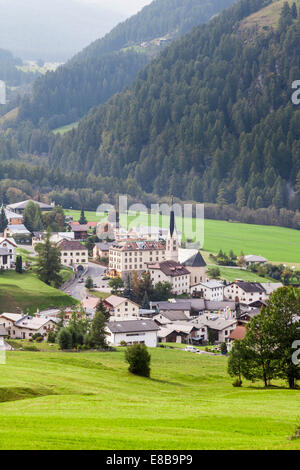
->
[224, 281, 267, 305]
[82, 296, 99, 316]
[12, 315, 57, 340]
[204, 317, 237, 344]
[0, 313, 23, 336]
[93, 242, 114, 260]
[148, 260, 190, 295]
[0, 247, 12, 269]
[106, 319, 159, 347]
[103, 295, 140, 320]
[227, 325, 247, 350]
[4, 224, 32, 244]
[0, 238, 17, 263]
[191, 280, 224, 300]
[153, 310, 189, 326]
[58, 239, 88, 271]
[158, 324, 201, 344]
[244, 255, 268, 266]
[70, 223, 89, 240]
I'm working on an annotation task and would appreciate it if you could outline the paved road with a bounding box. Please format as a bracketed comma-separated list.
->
[64, 262, 107, 301]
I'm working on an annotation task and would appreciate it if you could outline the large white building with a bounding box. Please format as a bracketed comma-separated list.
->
[109, 240, 167, 278]
[10, 315, 57, 340]
[106, 320, 159, 347]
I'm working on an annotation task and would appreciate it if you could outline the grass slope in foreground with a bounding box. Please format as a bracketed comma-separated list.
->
[65, 209, 300, 264]
[0, 271, 78, 314]
[0, 348, 299, 450]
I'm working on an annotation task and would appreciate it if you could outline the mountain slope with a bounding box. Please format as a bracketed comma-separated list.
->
[50, 0, 300, 212]
[17, 0, 237, 129]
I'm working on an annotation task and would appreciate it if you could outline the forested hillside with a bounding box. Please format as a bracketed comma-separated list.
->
[17, 0, 236, 129]
[0, 49, 37, 87]
[50, 0, 300, 213]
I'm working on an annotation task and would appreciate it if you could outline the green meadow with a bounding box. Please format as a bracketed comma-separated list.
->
[0, 271, 78, 314]
[65, 209, 300, 264]
[0, 348, 299, 450]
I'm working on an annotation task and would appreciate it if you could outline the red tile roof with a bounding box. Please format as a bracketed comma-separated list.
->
[148, 260, 190, 277]
[58, 240, 88, 251]
[229, 326, 246, 341]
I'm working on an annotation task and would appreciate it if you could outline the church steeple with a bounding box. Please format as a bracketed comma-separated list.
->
[166, 196, 178, 262]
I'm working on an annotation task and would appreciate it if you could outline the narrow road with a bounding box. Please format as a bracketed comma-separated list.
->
[64, 262, 107, 301]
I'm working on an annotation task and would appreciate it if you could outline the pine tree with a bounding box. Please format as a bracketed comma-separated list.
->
[36, 231, 62, 286]
[0, 206, 8, 233]
[15, 255, 23, 274]
[291, 2, 298, 18]
[141, 291, 150, 310]
[79, 208, 87, 225]
[91, 311, 107, 349]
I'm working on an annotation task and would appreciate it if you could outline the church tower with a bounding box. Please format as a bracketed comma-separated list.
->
[166, 200, 179, 262]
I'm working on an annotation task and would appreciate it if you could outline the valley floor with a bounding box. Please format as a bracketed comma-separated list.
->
[0, 348, 299, 450]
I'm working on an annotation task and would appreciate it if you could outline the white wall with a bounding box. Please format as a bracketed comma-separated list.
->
[106, 330, 157, 348]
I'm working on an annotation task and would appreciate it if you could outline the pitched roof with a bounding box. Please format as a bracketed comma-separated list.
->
[3, 208, 23, 220]
[205, 318, 237, 331]
[105, 295, 140, 309]
[0, 313, 23, 322]
[0, 237, 17, 247]
[182, 251, 207, 268]
[95, 242, 114, 251]
[244, 255, 267, 263]
[229, 326, 246, 340]
[6, 224, 31, 234]
[7, 200, 53, 211]
[70, 224, 89, 232]
[231, 281, 266, 293]
[107, 319, 159, 334]
[58, 240, 88, 251]
[15, 316, 56, 330]
[148, 260, 190, 277]
[156, 310, 189, 322]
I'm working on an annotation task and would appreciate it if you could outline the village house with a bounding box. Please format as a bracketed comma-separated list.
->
[4, 224, 32, 244]
[203, 317, 237, 344]
[0, 238, 17, 263]
[58, 239, 89, 271]
[93, 242, 114, 260]
[0, 247, 12, 269]
[148, 260, 190, 295]
[106, 319, 159, 347]
[70, 223, 89, 240]
[224, 281, 267, 305]
[153, 310, 189, 326]
[244, 255, 268, 266]
[191, 279, 224, 300]
[103, 295, 141, 321]
[227, 325, 247, 351]
[179, 249, 207, 286]
[0, 313, 24, 336]
[3, 208, 23, 225]
[11, 315, 57, 340]
[82, 296, 100, 316]
[152, 299, 237, 318]
[157, 323, 201, 344]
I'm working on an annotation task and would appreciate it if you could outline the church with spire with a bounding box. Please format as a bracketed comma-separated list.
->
[166, 203, 179, 262]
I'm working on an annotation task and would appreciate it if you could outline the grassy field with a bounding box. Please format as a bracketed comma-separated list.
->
[239, 0, 300, 36]
[65, 209, 300, 264]
[213, 266, 276, 283]
[0, 348, 299, 450]
[53, 122, 79, 135]
[0, 271, 78, 314]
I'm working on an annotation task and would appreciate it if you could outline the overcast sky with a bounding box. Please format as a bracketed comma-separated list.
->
[78, 0, 153, 16]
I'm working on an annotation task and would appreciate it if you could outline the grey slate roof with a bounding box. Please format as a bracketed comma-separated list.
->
[158, 311, 189, 321]
[107, 320, 159, 334]
[182, 251, 207, 268]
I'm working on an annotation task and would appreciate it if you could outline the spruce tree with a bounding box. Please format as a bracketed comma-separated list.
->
[0, 206, 8, 233]
[36, 231, 62, 286]
[79, 208, 87, 225]
[91, 311, 107, 349]
[15, 255, 23, 274]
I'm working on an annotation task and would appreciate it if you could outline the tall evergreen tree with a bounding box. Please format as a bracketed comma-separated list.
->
[79, 208, 87, 225]
[36, 231, 62, 287]
[0, 206, 8, 233]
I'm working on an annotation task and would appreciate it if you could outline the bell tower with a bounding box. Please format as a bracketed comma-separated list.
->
[166, 198, 178, 262]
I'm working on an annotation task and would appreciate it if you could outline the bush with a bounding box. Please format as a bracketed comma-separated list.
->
[47, 331, 56, 343]
[57, 328, 72, 350]
[221, 343, 228, 355]
[120, 340, 127, 347]
[125, 343, 151, 378]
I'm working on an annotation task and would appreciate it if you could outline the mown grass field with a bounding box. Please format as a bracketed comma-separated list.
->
[53, 122, 79, 135]
[65, 209, 300, 264]
[0, 348, 299, 450]
[0, 271, 78, 314]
